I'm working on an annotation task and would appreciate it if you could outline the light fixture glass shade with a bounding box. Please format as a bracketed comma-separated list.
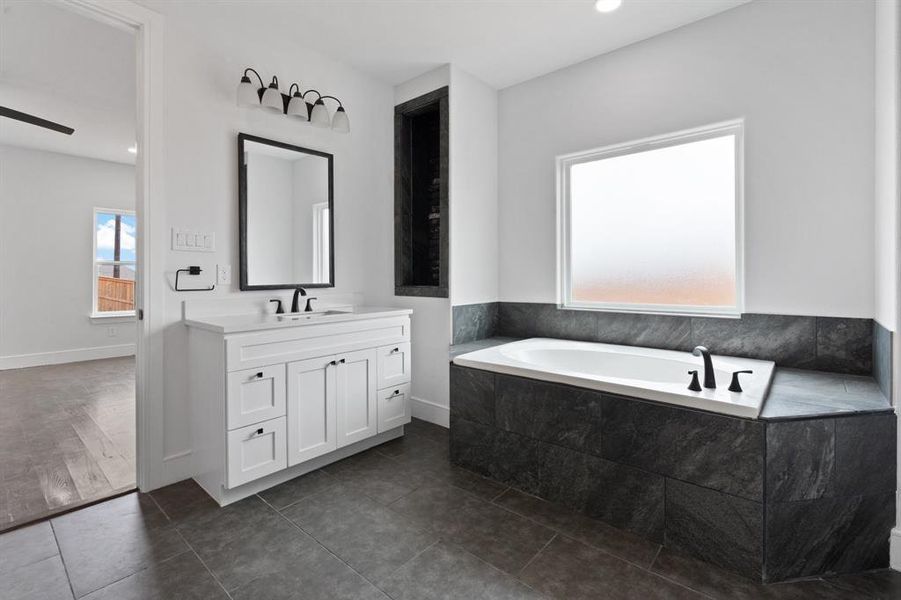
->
[287, 95, 309, 120]
[236, 77, 259, 107]
[261, 85, 284, 113]
[594, 0, 622, 12]
[310, 100, 330, 127]
[331, 107, 350, 133]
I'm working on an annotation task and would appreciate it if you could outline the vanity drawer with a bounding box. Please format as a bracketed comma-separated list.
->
[226, 364, 286, 430]
[378, 383, 411, 433]
[377, 342, 411, 389]
[226, 417, 287, 489]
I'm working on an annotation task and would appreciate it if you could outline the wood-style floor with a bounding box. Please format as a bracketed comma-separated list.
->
[0, 357, 135, 531]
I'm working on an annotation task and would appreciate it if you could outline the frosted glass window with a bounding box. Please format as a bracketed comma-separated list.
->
[559, 122, 743, 316]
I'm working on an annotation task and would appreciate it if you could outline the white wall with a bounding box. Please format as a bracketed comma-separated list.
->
[498, 0, 875, 318]
[137, 1, 395, 480]
[291, 157, 328, 282]
[0, 147, 136, 367]
[245, 153, 294, 284]
[449, 66, 498, 307]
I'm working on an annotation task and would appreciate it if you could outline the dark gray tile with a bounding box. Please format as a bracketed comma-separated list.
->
[191, 515, 321, 592]
[450, 365, 496, 425]
[691, 313, 816, 368]
[665, 479, 764, 581]
[0, 521, 59, 575]
[281, 483, 436, 581]
[327, 449, 435, 505]
[375, 428, 444, 459]
[596, 312, 693, 351]
[2, 555, 73, 600]
[388, 482, 555, 574]
[175, 495, 285, 553]
[601, 396, 765, 501]
[520, 534, 702, 600]
[376, 541, 544, 600]
[393, 442, 508, 501]
[453, 302, 499, 344]
[497, 302, 598, 341]
[833, 414, 896, 496]
[257, 469, 338, 509]
[651, 548, 857, 599]
[815, 317, 873, 375]
[52, 493, 187, 597]
[229, 540, 388, 600]
[766, 419, 835, 502]
[495, 375, 602, 455]
[824, 568, 901, 599]
[765, 493, 894, 581]
[450, 417, 542, 495]
[873, 321, 892, 401]
[405, 417, 449, 445]
[492, 489, 660, 567]
[539, 443, 664, 541]
[149, 479, 219, 522]
[81, 551, 227, 599]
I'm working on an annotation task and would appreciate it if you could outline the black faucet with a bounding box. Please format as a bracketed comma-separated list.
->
[692, 346, 716, 389]
[305, 297, 317, 312]
[291, 287, 307, 313]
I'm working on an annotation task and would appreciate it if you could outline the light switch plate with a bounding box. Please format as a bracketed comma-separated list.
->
[172, 228, 215, 252]
[217, 264, 232, 285]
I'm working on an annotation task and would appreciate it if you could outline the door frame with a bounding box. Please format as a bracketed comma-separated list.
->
[58, 0, 166, 491]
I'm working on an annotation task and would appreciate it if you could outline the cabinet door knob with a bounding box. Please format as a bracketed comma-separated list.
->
[251, 427, 263, 438]
[393, 389, 400, 396]
[255, 372, 264, 378]
[390, 347, 399, 354]
[338, 358, 346, 364]
[329, 360, 337, 366]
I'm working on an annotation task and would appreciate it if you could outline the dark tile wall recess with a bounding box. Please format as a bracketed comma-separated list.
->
[451, 302, 892, 396]
[449, 365, 897, 583]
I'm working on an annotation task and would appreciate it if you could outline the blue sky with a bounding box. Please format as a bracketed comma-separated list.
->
[95, 212, 136, 261]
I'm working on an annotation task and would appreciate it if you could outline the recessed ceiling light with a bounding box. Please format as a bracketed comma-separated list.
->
[595, 0, 622, 13]
[127, 145, 137, 154]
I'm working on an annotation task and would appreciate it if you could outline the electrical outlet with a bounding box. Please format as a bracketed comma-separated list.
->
[107, 326, 118, 337]
[217, 264, 232, 285]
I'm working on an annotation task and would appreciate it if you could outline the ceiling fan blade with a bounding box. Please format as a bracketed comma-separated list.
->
[0, 106, 75, 135]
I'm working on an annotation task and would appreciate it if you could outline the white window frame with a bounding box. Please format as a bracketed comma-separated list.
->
[556, 119, 745, 318]
[92, 207, 137, 318]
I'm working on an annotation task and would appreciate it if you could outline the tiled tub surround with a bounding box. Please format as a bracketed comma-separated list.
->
[451, 303, 892, 388]
[449, 365, 897, 583]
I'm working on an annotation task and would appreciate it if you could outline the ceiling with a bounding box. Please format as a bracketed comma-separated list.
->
[141, 0, 750, 89]
[0, 0, 136, 165]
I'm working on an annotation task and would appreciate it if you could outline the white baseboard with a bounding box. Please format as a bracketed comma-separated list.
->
[0, 343, 136, 370]
[411, 396, 449, 428]
[892, 528, 901, 571]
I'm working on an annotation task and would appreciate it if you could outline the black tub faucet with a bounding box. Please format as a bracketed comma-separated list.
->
[291, 287, 307, 313]
[692, 346, 716, 389]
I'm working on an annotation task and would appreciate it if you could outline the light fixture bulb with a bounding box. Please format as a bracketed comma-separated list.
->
[236, 75, 259, 107]
[595, 0, 622, 13]
[331, 106, 350, 133]
[310, 100, 330, 128]
[287, 94, 309, 120]
[261, 79, 284, 113]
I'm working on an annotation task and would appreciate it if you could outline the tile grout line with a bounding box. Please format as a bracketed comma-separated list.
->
[175, 528, 236, 600]
[516, 531, 557, 577]
[48, 519, 78, 600]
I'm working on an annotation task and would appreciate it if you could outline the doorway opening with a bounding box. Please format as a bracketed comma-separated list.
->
[0, 0, 139, 530]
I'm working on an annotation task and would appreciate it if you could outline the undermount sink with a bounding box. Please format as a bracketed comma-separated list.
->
[275, 310, 348, 321]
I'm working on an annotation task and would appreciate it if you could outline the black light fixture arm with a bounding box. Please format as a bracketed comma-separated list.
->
[242, 67, 265, 88]
[319, 95, 344, 107]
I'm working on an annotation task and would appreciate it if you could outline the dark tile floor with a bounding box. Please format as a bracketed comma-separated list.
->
[0, 357, 136, 531]
[2, 418, 900, 599]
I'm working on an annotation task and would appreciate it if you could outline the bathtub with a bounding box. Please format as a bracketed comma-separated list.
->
[452, 338, 775, 418]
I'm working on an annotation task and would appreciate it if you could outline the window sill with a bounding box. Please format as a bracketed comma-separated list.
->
[89, 312, 136, 323]
[559, 303, 742, 319]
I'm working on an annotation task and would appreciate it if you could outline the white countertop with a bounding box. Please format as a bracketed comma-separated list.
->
[184, 306, 412, 334]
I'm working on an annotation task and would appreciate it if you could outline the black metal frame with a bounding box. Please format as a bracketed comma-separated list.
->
[238, 132, 335, 291]
[0, 106, 74, 135]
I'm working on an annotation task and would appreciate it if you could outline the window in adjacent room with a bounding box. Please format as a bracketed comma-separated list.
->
[93, 208, 137, 316]
[557, 120, 743, 316]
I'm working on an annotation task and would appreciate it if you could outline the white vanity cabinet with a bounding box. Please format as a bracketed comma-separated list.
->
[186, 308, 413, 506]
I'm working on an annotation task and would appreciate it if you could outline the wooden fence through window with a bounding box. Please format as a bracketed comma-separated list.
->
[97, 276, 135, 312]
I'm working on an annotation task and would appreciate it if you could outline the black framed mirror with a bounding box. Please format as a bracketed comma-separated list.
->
[238, 133, 334, 290]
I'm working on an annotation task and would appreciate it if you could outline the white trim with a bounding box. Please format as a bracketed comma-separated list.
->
[556, 119, 745, 318]
[90, 312, 136, 321]
[891, 524, 901, 570]
[0, 344, 136, 371]
[61, 0, 166, 493]
[410, 395, 450, 428]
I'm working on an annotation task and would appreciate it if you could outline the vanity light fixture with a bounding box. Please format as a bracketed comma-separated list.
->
[235, 67, 350, 133]
[595, 0, 622, 13]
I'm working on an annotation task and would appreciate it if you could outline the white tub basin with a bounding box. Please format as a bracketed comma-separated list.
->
[453, 338, 774, 418]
